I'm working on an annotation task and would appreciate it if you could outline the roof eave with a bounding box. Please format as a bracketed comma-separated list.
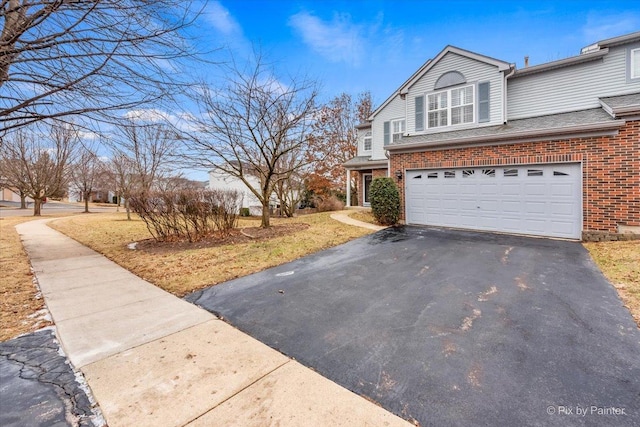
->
[386, 121, 624, 153]
[512, 48, 609, 78]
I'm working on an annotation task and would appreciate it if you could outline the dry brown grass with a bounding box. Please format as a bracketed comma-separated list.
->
[50, 212, 373, 297]
[0, 216, 52, 341]
[349, 210, 378, 225]
[584, 240, 640, 326]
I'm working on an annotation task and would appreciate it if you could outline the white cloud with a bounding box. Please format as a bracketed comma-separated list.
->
[203, 1, 242, 35]
[582, 12, 640, 42]
[288, 11, 365, 67]
[124, 109, 171, 123]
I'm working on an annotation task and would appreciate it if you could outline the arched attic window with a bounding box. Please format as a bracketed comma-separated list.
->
[434, 71, 466, 90]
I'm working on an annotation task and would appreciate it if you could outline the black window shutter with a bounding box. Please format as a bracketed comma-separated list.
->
[415, 96, 424, 131]
[478, 82, 490, 123]
[383, 121, 390, 145]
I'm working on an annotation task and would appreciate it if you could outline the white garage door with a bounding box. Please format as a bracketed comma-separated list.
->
[405, 163, 582, 239]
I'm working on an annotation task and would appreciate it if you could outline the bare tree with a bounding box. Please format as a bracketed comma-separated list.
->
[108, 150, 136, 220]
[306, 92, 373, 196]
[69, 142, 105, 213]
[0, 154, 31, 208]
[0, 0, 204, 133]
[107, 119, 177, 219]
[0, 121, 78, 215]
[185, 54, 318, 227]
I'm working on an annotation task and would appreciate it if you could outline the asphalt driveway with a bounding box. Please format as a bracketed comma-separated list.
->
[187, 226, 640, 426]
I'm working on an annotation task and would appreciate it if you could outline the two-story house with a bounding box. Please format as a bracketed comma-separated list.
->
[344, 31, 640, 240]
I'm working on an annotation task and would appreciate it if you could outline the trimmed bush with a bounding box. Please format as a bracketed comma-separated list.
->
[240, 207, 250, 217]
[370, 177, 400, 225]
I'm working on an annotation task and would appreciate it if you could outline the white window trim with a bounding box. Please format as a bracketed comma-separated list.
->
[427, 84, 475, 129]
[363, 131, 372, 152]
[631, 48, 640, 80]
[391, 118, 405, 143]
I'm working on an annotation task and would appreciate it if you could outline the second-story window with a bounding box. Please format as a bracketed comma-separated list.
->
[428, 84, 474, 128]
[363, 131, 372, 151]
[392, 119, 405, 142]
[631, 48, 640, 79]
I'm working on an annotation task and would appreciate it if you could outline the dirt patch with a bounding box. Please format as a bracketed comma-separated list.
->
[133, 223, 310, 254]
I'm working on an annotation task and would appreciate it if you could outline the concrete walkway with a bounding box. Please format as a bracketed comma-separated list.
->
[330, 210, 386, 231]
[15, 219, 410, 427]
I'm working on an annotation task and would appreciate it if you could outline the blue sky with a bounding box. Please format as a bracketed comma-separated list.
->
[197, 0, 640, 107]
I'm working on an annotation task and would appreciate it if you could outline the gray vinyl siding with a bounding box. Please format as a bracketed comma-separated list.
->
[508, 45, 639, 119]
[406, 52, 504, 134]
[372, 95, 404, 160]
[356, 127, 372, 157]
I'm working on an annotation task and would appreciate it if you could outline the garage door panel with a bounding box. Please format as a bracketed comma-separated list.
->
[405, 163, 581, 239]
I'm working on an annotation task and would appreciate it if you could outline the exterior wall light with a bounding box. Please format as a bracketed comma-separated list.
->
[395, 170, 403, 180]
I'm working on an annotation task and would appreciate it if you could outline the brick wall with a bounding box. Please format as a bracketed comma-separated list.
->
[390, 119, 640, 235]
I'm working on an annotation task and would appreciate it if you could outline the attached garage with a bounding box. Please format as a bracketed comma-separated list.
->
[405, 163, 582, 239]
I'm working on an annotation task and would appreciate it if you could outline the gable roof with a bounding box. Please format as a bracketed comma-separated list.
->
[399, 45, 512, 95]
[369, 46, 512, 120]
[368, 59, 432, 120]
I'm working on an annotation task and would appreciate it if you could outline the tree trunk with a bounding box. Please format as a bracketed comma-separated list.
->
[33, 198, 42, 216]
[125, 198, 131, 220]
[20, 193, 27, 209]
[84, 193, 90, 213]
[261, 202, 270, 228]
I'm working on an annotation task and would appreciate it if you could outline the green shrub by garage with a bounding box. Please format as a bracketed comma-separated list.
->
[370, 177, 400, 226]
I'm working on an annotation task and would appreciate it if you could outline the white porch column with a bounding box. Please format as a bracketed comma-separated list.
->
[345, 169, 351, 207]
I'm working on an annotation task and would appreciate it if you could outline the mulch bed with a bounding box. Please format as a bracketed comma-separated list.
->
[132, 223, 310, 254]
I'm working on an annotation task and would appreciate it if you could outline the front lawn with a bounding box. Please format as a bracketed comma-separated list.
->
[0, 216, 52, 341]
[584, 240, 640, 326]
[50, 212, 373, 297]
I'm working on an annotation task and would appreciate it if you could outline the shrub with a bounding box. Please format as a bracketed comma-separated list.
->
[129, 188, 242, 242]
[370, 177, 400, 225]
[315, 194, 345, 212]
[240, 207, 250, 217]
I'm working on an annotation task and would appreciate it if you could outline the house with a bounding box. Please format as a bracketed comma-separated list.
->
[344, 31, 640, 241]
[209, 169, 280, 216]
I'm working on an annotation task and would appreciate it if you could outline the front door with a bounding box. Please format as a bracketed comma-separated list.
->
[363, 173, 373, 206]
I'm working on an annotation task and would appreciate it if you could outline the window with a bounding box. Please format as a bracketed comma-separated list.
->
[631, 48, 640, 79]
[482, 169, 496, 177]
[462, 169, 475, 178]
[392, 119, 405, 142]
[527, 169, 543, 176]
[553, 171, 569, 176]
[428, 84, 474, 128]
[363, 131, 372, 151]
[503, 168, 518, 177]
[427, 172, 438, 179]
[444, 171, 455, 178]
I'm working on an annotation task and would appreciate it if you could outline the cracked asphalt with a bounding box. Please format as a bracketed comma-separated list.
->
[187, 226, 640, 427]
[0, 329, 101, 427]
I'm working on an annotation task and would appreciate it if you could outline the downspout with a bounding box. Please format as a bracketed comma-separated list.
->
[385, 150, 390, 177]
[503, 64, 516, 124]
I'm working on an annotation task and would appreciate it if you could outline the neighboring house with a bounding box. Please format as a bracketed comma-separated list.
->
[344, 31, 640, 240]
[208, 170, 276, 216]
[0, 186, 33, 203]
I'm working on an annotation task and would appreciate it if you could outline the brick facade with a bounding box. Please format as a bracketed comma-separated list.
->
[390, 119, 640, 236]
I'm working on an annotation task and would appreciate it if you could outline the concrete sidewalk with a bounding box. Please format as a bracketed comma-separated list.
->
[15, 219, 410, 427]
[330, 210, 386, 231]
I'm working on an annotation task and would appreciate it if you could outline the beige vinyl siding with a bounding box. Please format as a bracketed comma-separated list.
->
[406, 52, 504, 134]
[508, 46, 637, 119]
[373, 95, 404, 160]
